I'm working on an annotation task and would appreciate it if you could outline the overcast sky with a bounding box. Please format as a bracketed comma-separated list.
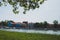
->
[0, 0, 60, 23]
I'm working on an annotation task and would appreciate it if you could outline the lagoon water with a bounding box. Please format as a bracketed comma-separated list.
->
[0, 29, 60, 35]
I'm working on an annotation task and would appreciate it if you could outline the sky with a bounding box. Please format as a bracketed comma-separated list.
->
[0, 0, 60, 24]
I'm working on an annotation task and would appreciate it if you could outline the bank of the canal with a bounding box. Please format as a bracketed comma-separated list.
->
[0, 30, 60, 40]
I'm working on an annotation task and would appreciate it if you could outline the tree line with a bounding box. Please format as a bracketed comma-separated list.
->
[0, 20, 59, 29]
[34, 20, 59, 29]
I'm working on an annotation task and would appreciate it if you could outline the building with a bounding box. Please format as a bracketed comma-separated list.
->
[28, 23, 34, 29]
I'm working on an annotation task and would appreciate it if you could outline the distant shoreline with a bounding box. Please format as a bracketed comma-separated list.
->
[0, 26, 60, 31]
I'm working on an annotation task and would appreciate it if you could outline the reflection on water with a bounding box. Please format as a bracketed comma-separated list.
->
[0, 29, 60, 35]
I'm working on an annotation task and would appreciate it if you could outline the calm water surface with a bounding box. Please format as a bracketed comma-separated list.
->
[0, 29, 60, 35]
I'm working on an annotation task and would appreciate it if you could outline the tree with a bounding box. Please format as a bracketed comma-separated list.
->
[53, 20, 58, 28]
[0, 0, 46, 14]
[0, 20, 8, 26]
[39, 22, 43, 28]
[43, 21, 48, 28]
[34, 22, 40, 28]
[0, 20, 14, 26]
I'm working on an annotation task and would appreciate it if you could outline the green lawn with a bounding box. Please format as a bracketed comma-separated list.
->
[0, 30, 60, 40]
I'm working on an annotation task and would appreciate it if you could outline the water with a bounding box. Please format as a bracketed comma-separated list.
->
[0, 29, 60, 35]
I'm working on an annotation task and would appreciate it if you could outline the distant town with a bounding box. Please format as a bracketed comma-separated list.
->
[0, 20, 60, 30]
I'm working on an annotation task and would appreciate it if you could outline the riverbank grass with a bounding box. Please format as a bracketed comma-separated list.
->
[0, 30, 60, 40]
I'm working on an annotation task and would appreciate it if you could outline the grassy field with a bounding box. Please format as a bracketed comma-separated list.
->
[0, 30, 60, 40]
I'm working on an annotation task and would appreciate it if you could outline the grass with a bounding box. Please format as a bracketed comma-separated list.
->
[0, 30, 60, 40]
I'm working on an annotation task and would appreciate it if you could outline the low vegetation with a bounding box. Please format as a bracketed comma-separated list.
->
[0, 30, 60, 40]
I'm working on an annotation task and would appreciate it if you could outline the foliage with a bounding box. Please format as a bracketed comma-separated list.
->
[0, 20, 14, 26]
[39, 22, 44, 28]
[0, 21, 8, 26]
[53, 20, 58, 28]
[53, 20, 58, 25]
[34, 22, 48, 28]
[34, 22, 40, 28]
[43, 21, 48, 28]
[0, 0, 46, 14]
